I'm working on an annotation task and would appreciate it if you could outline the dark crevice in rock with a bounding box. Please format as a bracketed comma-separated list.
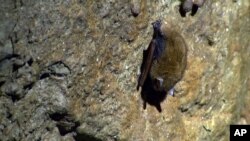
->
[56, 121, 79, 136]
[194, 101, 207, 108]
[50, 73, 66, 77]
[39, 73, 50, 80]
[0, 81, 5, 87]
[0, 54, 20, 63]
[12, 64, 20, 73]
[6, 111, 12, 119]
[23, 82, 34, 90]
[49, 113, 80, 136]
[27, 58, 33, 66]
[0, 53, 37, 101]
[207, 38, 215, 46]
[178, 107, 189, 113]
[40, 72, 69, 79]
[27, 29, 39, 44]
[11, 32, 18, 44]
[10, 94, 21, 102]
[13, 0, 24, 8]
[49, 113, 68, 121]
[74, 133, 103, 141]
[198, 33, 216, 46]
[39, 61, 71, 79]
[203, 125, 212, 132]
[1, 81, 24, 102]
[5, 21, 17, 48]
[178, 100, 207, 114]
[13, 61, 25, 72]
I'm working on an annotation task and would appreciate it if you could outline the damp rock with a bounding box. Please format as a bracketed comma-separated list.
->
[16, 64, 36, 88]
[41, 128, 62, 141]
[0, 17, 15, 43]
[41, 127, 75, 141]
[0, 39, 13, 60]
[0, 0, 249, 141]
[12, 58, 25, 70]
[48, 62, 70, 77]
[99, 3, 110, 18]
[0, 59, 13, 78]
[40, 62, 70, 79]
[49, 113, 79, 136]
[3, 79, 69, 140]
[0, 97, 13, 128]
[1, 81, 24, 100]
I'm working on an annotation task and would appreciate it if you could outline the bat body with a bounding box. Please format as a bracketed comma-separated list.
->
[137, 20, 187, 95]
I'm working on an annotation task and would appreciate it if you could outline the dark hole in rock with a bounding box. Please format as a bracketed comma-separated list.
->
[23, 82, 34, 90]
[39, 73, 50, 80]
[178, 106, 189, 113]
[49, 113, 67, 121]
[13, 64, 20, 72]
[0, 81, 5, 87]
[10, 94, 21, 102]
[3, 82, 24, 102]
[208, 38, 215, 46]
[27, 58, 33, 66]
[6, 111, 12, 119]
[8, 89, 25, 102]
[28, 129, 35, 134]
[49, 113, 80, 136]
[56, 121, 79, 136]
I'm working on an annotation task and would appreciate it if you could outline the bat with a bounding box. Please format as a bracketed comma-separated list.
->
[137, 20, 187, 96]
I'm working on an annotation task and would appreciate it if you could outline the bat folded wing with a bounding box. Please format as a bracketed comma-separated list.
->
[137, 40, 156, 90]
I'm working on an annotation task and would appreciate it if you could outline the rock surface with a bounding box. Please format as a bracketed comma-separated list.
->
[0, 0, 249, 140]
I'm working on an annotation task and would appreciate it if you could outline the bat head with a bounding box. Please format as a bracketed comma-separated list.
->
[152, 20, 163, 38]
[151, 20, 166, 60]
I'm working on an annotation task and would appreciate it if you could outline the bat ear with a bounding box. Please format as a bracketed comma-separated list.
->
[152, 20, 162, 30]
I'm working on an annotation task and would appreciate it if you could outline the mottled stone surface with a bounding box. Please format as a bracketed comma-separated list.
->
[0, 0, 249, 141]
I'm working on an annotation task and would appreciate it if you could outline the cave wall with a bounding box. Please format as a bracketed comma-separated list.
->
[0, 0, 250, 140]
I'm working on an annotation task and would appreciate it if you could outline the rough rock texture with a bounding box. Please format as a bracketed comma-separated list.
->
[0, 0, 249, 141]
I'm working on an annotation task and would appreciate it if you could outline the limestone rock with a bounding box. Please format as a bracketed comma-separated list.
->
[0, 0, 249, 140]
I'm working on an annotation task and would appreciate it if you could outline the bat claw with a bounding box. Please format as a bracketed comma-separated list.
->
[169, 88, 175, 96]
